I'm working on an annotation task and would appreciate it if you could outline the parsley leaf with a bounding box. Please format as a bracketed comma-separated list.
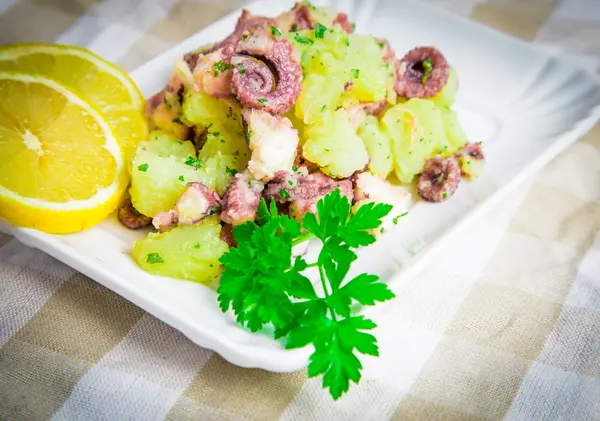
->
[184, 156, 202, 169]
[146, 253, 164, 264]
[225, 166, 237, 176]
[315, 23, 327, 38]
[351, 68, 360, 79]
[212, 60, 231, 76]
[294, 33, 314, 44]
[421, 58, 433, 85]
[217, 191, 394, 400]
[137, 163, 149, 172]
[269, 24, 282, 39]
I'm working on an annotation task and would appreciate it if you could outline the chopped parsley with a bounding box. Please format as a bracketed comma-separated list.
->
[212, 132, 220, 136]
[315, 23, 327, 38]
[194, 243, 200, 249]
[137, 163, 149, 172]
[280, 189, 291, 199]
[225, 166, 237, 176]
[321, 104, 326, 112]
[178, 175, 184, 182]
[392, 212, 408, 225]
[419, 138, 424, 142]
[238, 63, 246, 74]
[212, 60, 231, 77]
[146, 253, 164, 264]
[351, 68, 360, 79]
[421, 59, 433, 85]
[172, 117, 184, 125]
[294, 33, 314, 44]
[269, 24, 282, 39]
[287, 180, 294, 186]
[442, 192, 448, 199]
[247, 130, 253, 139]
[377, 41, 385, 48]
[292, 165, 298, 172]
[257, 98, 268, 105]
[208, 205, 219, 216]
[184, 156, 202, 169]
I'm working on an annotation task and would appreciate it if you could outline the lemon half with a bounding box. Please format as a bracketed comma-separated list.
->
[0, 72, 126, 233]
[0, 43, 147, 160]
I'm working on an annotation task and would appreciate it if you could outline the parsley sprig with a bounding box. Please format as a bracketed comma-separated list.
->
[218, 190, 395, 399]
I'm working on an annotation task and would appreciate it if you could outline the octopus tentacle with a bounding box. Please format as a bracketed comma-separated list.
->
[332, 12, 354, 33]
[395, 46, 449, 99]
[417, 157, 461, 202]
[230, 25, 302, 115]
[118, 198, 152, 229]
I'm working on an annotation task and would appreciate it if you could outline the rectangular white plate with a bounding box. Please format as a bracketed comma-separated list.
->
[2, 0, 600, 372]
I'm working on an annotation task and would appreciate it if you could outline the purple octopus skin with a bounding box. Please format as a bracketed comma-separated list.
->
[417, 157, 461, 203]
[291, 4, 315, 30]
[332, 12, 354, 33]
[118, 198, 152, 230]
[229, 26, 303, 115]
[395, 46, 449, 99]
[183, 10, 275, 70]
[220, 170, 265, 225]
[219, 223, 237, 248]
[264, 170, 354, 220]
[152, 182, 222, 231]
[456, 142, 485, 160]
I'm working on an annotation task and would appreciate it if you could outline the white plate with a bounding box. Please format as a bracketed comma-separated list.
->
[2, 0, 600, 372]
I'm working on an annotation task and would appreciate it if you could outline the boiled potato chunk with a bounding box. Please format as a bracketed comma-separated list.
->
[439, 107, 468, 152]
[432, 67, 458, 108]
[358, 116, 393, 179]
[295, 73, 344, 125]
[302, 108, 369, 178]
[343, 34, 390, 102]
[130, 131, 205, 217]
[382, 98, 450, 183]
[133, 217, 228, 283]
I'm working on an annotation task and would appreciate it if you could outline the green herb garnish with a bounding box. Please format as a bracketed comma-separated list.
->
[137, 163, 149, 172]
[351, 68, 360, 79]
[172, 117, 184, 125]
[218, 190, 394, 400]
[178, 175, 184, 182]
[280, 189, 291, 199]
[147, 253, 164, 264]
[392, 212, 408, 225]
[315, 23, 327, 38]
[238, 63, 246, 74]
[269, 24, 282, 39]
[294, 33, 314, 44]
[225, 166, 237, 176]
[421, 59, 433, 85]
[292, 165, 298, 172]
[247, 130, 253, 139]
[184, 156, 202, 169]
[212, 60, 231, 77]
[442, 192, 447, 199]
[258, 98, 268, 105]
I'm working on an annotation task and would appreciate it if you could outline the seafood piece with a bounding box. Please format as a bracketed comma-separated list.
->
[220, 170, 265, 225]
[243, 109, 299, 182]
[332, 12, 354, 33]
[455, 142, 485, 179]
[153, 182, 221, 231]
[353, 172, 411, 232]
[230, 25, 303, 115]
[416, 157, 461, 202]
[395, 46, 449, 99]
[118, 198, 152, 229]
[193, 48, 233, 98]
[219, 223, 237, 248]
[265, 171, 353, 221]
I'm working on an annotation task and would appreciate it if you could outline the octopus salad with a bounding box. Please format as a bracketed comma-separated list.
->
[122, 2, 484, 283]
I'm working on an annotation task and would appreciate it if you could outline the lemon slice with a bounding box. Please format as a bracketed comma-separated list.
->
[0, 72, 126, 233]
[0, 43, 147, 160]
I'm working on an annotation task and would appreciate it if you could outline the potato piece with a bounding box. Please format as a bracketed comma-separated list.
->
[133, 217, 228, 283]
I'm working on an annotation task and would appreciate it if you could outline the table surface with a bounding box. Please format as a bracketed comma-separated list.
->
[1, 0, 600, 420]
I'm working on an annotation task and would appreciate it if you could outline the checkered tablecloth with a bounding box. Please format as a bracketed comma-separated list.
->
[1, 0, 600, 420]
